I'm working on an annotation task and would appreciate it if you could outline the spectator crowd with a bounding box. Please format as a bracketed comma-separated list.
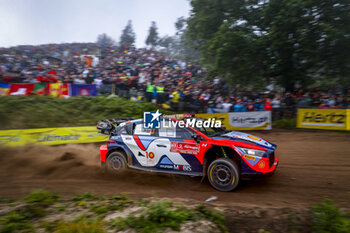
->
[0, 43, 349, 116]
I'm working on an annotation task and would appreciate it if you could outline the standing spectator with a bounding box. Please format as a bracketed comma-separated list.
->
[222, 98, 233, 113]
[264, 100, 272, 111]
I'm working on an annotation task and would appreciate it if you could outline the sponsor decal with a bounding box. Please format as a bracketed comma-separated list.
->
[224, 131, 272, 148]
[138, 152, 145, 157]
[147, 152, 155, 159]
[170, 142, 200, 155]
[247, 135, 261, 141]
[159, 164, 173, 169]
[174, 164, 192, 171]
[244, 154, 256, 161]
[258, 160, 265, 168]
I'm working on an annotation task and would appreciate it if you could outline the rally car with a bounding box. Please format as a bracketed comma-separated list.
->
[97, 117, 278, 192]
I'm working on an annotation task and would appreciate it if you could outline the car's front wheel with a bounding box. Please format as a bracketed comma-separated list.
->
[207, 158, 240, 192]
[106, 151, 127, 173]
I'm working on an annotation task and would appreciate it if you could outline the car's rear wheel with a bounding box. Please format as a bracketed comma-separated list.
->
[207, 158, 240, 192]
[106, 151, 127, 173]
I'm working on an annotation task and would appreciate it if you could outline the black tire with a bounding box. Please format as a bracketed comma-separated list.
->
[106, 151, 127, 173]
[207, 158, 240, 192]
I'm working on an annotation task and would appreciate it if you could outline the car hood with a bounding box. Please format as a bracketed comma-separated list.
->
[214, 131, 276, 149]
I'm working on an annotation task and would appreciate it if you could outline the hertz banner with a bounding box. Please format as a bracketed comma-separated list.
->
[196, 111, 272, 130]
[297, 109, 349, 130]
[0, 126, 108, 146]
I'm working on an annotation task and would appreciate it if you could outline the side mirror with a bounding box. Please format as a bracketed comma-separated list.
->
[125, 123, 134, 135]
[192, 134, 201, 143]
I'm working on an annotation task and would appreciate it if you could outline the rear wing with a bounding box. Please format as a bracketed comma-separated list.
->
[97, 117, 135, 135]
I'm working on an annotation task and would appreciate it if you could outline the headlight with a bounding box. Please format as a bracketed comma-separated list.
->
[236, 147, 266, 158]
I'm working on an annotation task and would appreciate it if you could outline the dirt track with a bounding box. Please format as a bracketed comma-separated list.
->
[0, 130, 349, 209]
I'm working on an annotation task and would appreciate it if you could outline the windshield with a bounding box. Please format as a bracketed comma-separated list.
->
[194, 124, 227, 137]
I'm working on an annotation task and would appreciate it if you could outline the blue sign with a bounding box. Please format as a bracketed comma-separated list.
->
[143, 110, 161, 129]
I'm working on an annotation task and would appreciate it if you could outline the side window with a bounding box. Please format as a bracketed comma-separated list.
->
[133, 123, 155, 136]
[176, 127, 193, 139]
[159, 120, 176, 138]
[158, 120, 193, 139]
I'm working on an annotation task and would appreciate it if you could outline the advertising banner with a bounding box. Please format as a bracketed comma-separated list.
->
[0, 126, 108, 146]
[297, 109, 347, 130]
[8, 83, 35, 96]
[347, 110, 350, 131]
[0, 83, 10, 96]
[196, 111, 272, 130]
[69, 84, 97, 96]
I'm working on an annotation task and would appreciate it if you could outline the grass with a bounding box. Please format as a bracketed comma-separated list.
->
[311, 199, 350, 233]
[2, 190, 347, 233]
[273, 118, 296, 129]
[71, 192, 99, 202]
[0, 211, 34, 233]
[109, 201, 228, 233]
[54, 220, 106, 233]
[0, 96, 170, 130]
[24, 189, 60, 204]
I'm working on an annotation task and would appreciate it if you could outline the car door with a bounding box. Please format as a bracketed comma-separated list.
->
[155, 119, 201, 172]
[121, 122, 160, 167]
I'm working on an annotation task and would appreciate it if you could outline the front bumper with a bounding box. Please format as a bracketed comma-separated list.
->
[241, 153, 279, 175]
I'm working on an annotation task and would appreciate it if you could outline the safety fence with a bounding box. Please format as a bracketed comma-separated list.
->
[0, 126, 108, 146]
[0, 109, 348, 147]
[0, 111, 272, 146]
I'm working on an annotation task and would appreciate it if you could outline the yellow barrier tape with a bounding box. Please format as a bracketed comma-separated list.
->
[0, 126, 109, 146]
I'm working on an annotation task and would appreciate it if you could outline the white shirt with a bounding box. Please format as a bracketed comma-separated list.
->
[222, 103, 233, 112]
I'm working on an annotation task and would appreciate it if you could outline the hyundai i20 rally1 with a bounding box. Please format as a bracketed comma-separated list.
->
[97, 117, 278, 192]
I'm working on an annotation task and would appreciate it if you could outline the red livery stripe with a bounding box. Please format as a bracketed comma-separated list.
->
[133, 135, 146, 151]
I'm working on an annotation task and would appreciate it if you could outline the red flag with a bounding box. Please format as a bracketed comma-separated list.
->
[60, 83, 69, 98]
[8, 84, 35, 96]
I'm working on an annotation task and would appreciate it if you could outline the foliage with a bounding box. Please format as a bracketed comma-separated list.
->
[55, 220, 105, 233]
[96, 33, 115, 47]
[24, 189, 60, 204]
[195, 204, 228, 233]
[312, 199, 350, 233]
[0, 191, 228, 233]
[158, 17, 201, 63]
[0, 211, 34, 233]
[187, 0, 350, 90]
[71, 192, 99, 202]
[0, 198, 14, 203]
[110, 201, 195, 232]
[145, 21, 159, 48]
[109, 201, 227, 233]
[119, 20, 136, 48]
[273, 118, 296, 129]
[0, 96, 166, 129]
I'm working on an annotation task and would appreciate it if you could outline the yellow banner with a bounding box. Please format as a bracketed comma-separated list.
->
[196, 112, 271, 130]
[347, 109, 350, 131]
[0, 126, 109, 146]
[297, 109, 347, 130]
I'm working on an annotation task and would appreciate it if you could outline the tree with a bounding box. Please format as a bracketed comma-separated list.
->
[96, 33, 115, 47]
[158, 35, 174, 56]
[120, 20, 136, 49]
[187, 0, 350, 90]
[145, 21, 159, 48]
